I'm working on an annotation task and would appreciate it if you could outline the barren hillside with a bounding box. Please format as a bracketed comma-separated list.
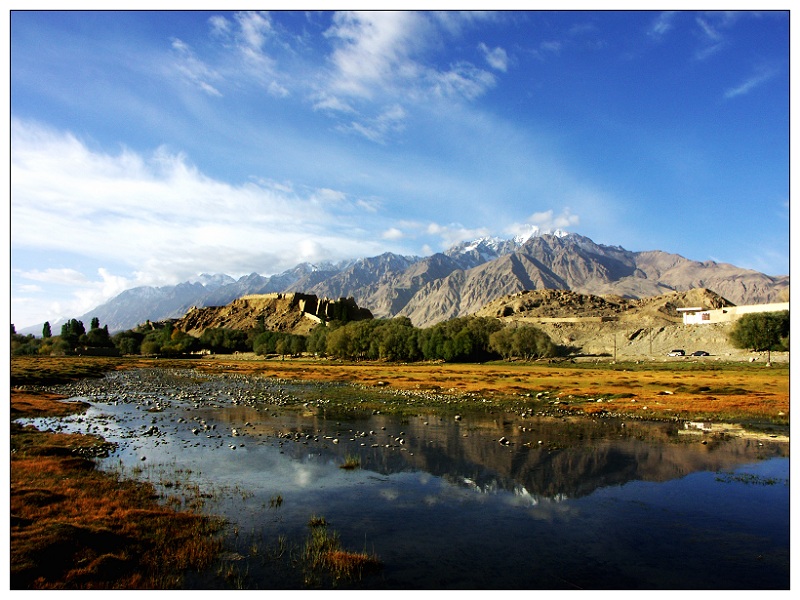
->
[473, 288, 781, 360]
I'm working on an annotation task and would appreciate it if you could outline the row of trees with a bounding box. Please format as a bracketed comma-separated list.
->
[11, 315, 564, 362]
[12, 309, 788, 362]
[304, 316, 562, 362]
[11, 318, 115, 356]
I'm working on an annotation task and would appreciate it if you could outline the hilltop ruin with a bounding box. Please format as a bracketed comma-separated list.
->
[174, 293, 373, 337]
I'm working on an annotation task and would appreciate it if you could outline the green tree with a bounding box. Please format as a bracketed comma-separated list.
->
[86, 325, 113, 348]
[199, 328, 249, 354]
[113, 330, 143, 355]
[59, 319, 86, 351]
[729, 311, 790, 363]
[488, 327, 514, 359]
[90, 316, 100, 330]
[306, 323, 331, 356]
[42, 321, 52, 338]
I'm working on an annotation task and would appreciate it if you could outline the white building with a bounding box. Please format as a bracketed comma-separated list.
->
[677, 302, 789, 325]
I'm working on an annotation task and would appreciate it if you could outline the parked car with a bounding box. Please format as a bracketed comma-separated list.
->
[667, 349, 685, 357]
[691, 350, 710, 356]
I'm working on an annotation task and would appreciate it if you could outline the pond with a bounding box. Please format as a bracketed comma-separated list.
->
[21, 368, 790, 589]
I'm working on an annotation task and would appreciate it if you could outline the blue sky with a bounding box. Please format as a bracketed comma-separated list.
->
[7, 8, 790, 330]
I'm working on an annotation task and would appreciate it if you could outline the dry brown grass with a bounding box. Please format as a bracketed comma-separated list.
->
[197, 357, 789, 425]
[12, 354, 789, 425]
[11, 390, 88, 418]
[10, 388, 224, 589]
[303, 517, 382, 585]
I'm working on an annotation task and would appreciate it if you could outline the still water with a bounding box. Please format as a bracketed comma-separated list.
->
[23, 368, 790, 589]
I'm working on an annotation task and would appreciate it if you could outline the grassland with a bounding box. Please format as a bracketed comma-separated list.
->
[12, 354, 790, 426]
[196, 356, 790, 427]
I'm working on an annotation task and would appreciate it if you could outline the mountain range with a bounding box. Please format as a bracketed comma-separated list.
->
[33, 231, 788, 334]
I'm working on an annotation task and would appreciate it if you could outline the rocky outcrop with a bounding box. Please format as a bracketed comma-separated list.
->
[174, 293, 372, 337]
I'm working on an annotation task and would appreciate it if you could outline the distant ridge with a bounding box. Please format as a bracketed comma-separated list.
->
[27, 231, 787, 334]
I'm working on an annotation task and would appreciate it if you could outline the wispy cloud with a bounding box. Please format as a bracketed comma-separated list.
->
[426, 222, 491, 249]
[319, 11, 498, 129]
[648, 11, 678, 39]
[724, 66, 779, 99]
[203, 11, 288, 97]
[337, 104, 407, 143]
[170, 38, 223, 96]
[507, 208, 580, 236]
[479, 43, 509, 72]
[695, 16, 723, 42]
[16, 268, 89, 286]
[323, 11, 429, 100]
[11, 118, 393, 321]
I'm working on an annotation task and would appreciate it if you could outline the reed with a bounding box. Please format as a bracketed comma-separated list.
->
[301, 515, 381, 585]
[339, 454, 361, 470]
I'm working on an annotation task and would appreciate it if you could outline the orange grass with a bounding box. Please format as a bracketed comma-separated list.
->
[10, 390, 89, 418]
[12, 355, 789, 425]
[10, 388, 224, 589]
[197, 357, 788, 425]
[323, 549, 383, 579]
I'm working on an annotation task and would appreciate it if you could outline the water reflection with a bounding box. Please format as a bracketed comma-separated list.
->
[20, 368, 790, 589]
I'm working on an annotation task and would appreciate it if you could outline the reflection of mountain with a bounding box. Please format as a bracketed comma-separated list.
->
[218, 405, 788, 501]
[392, 416, 787, 500]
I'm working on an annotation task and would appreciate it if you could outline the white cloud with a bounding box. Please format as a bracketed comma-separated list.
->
[426, 222, 490, 249]
[170, 37, 223, 97]
[724, 66, 779, 99]
[648, 11, 678, 39]
[324, 11, 429, 100]
[478, 43, 508, 72]
[382, 227, 404, 240]
[338, 104, 407, 143]
[235, 10, 273, 54]
[10, 118, 394, 326]
[695, 16, 723, 42]
[12, 267, 147, 329]
[16, 268, 89, 286]
[320, 11, 498, 116]
[430, 62, 495, 100]
[522, 208, 580, 232]
[203, 11, 286, 96]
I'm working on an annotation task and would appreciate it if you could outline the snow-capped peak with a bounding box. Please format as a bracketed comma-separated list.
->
[188, 273, 236, 288]
[511, 225, 569, 245]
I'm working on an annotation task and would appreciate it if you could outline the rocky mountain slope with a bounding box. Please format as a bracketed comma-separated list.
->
[391, 234, 787, 326]
[55, 231, 787, 334]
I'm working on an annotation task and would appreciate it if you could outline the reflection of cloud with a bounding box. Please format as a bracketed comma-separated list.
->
[380, 488, 400, 501]
[292, 464, 313, 488]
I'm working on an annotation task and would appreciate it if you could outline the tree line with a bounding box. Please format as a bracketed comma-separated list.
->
[11, 309, 789, 362]
[11, 317, 116, 356]
[10, 315, 564, 362]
